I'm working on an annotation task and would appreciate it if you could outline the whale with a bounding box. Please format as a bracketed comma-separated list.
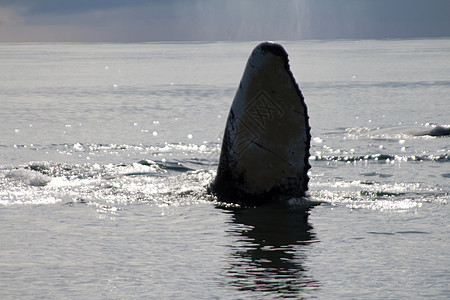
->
[209, 42, 311, 205]
[409, 125, 450, 137]
[369, 124, 450, 138]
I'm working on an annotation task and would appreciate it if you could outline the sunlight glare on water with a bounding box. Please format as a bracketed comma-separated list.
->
[0, 39, 449, 299]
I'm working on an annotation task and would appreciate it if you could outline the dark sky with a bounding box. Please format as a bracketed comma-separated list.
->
[1, 0, 449, 42]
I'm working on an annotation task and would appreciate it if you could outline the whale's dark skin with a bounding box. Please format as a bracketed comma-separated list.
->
[411, 125, 450, 137]
[371, 125, 450, 138]
[209, 42, 311, 206]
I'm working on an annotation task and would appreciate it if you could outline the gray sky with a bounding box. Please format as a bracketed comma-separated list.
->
[1, 0, 449, 42]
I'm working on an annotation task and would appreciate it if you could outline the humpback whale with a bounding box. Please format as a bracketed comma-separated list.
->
[369, 125, 450, 138]
[209, 42, 311, 205]
[410, 125, 450, 137]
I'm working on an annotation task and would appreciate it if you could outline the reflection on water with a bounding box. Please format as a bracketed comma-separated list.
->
[220, 202, 320, 298]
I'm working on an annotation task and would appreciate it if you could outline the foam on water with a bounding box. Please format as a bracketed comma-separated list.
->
[1, 116, 448, 217]
[1, 140, 447, 214]
[5, 168, 52, 187]
[0, 157, 216, 208]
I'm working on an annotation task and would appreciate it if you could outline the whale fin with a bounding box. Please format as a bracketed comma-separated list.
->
[210, 42, 311, 205]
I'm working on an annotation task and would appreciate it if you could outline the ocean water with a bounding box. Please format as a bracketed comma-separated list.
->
[0, 39, 449, 299]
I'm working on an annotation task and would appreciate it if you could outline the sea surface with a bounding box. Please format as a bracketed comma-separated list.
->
[0, 39, 449, 299]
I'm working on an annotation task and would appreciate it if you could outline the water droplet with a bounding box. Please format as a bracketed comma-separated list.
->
[312, 137, 323, 144]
